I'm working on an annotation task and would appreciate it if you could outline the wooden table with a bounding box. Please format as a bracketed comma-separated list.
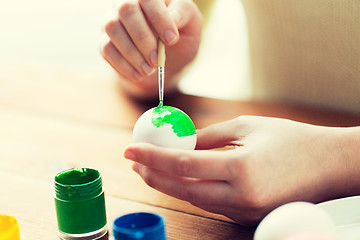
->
[0, 63, 359, 240]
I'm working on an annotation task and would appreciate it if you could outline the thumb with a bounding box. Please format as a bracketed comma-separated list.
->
[196, 118, 242, 150]
[168, 0, 202, 29]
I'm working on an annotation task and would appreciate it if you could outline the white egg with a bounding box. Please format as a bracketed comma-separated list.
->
[132, 106, 197, 150]
[254, 202, 337, 240]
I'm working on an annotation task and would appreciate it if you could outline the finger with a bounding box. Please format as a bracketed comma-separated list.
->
[105, 19, 156, 77]
[140, 0, 179, 45]
[124, 143, 235, 180]
[101, 40, 142, 81]
[118, 2, 158, 67]
[132, 163, 232, 206]
[167, 0, 197, 29]
[196, 118, 244, 150]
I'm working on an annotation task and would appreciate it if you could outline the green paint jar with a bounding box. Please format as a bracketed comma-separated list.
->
[54, 168, 107, 240]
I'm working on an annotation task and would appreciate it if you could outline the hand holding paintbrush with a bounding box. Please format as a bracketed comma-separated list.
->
[101, 0, 203, 100]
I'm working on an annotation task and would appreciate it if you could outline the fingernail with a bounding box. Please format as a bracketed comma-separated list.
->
[142, 62, 155, 76]
[150, 51, 158, 67]
[124, 149, 136, 160]
[164, 30, 177, 44]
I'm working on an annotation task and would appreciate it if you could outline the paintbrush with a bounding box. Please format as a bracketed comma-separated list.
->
[158, 40, 165, 107]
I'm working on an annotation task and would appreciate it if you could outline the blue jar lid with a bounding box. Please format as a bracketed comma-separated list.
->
[113, 212, 166, 240]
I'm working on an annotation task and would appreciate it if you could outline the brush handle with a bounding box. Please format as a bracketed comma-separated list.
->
[158, 40, 166, 67]
[158, 40, 165, 105]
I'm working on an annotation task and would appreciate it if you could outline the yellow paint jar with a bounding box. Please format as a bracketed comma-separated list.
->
[0, 215, 20, 240]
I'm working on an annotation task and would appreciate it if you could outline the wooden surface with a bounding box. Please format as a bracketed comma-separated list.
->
[1, 63, 360, 240]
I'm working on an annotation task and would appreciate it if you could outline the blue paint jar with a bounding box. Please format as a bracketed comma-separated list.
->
[113, 212, 166, 240]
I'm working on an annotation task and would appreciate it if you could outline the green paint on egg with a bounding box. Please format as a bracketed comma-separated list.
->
[151, 106, 196, 137]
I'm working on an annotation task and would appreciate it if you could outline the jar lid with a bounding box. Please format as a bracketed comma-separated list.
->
[54, 168, 103, 201]
[113, 212, 166, 240]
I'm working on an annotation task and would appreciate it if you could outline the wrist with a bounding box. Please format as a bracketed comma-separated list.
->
[325, 126, 360, 199]
[338, 127, 360, 194]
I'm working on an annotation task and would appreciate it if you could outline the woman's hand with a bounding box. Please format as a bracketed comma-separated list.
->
[101, 0, 203, 99]
[124, 116, 355, 225]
